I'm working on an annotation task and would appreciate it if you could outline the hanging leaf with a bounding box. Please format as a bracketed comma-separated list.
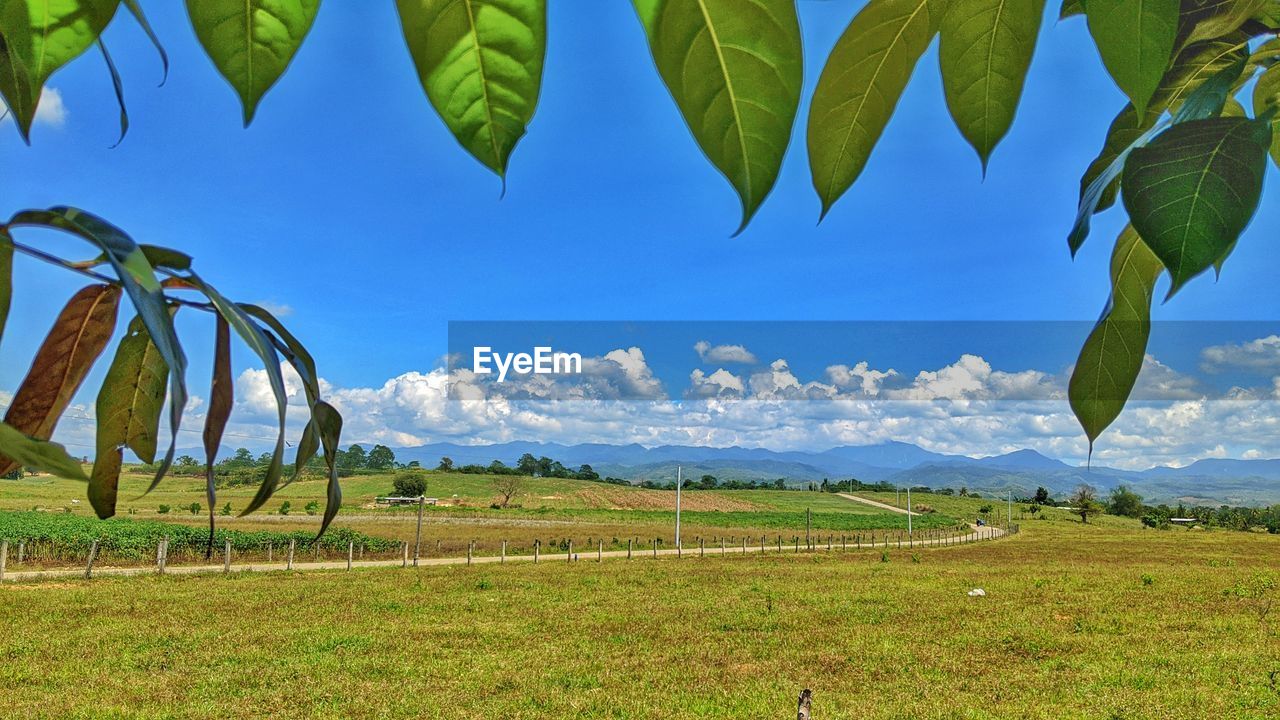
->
[1178, 0, 1264, 49]
[203, 315, 232, 555]
[8, 207, 188, 484]
[633, 0, 803, 232]
[0, 284, 120, 477]
[397, 0, 547, 180]
[0, 422, 88, 481]
[809, 0, 942, 219]
[1084, 0, 1179, 115]
[938, 0, 1046, 168]
[90, 313, 171, 519]
[97, 40, 128, 147]
[0, 0, 121, 141]
[1253, 61, 1280, 117]
[0, 229, 11, 348]
[312, 399, 343, 536]
[176, 275, 288, 515]
[1069, 225, 1163, 451]
[185, 0, 321, 126]
[1122, 116, 1270, 297]
[122, 0, 169, 85]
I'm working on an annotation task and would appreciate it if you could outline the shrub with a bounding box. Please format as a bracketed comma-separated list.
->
[220, 502, 232, 516]
[188, 502, 201, 515]
[280, 501, 292, 516]
[305, 501, 319, 516]
[157, 505, 170, 514]
[392, 471, 427, 498]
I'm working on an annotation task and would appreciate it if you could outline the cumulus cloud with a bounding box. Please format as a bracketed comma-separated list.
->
[687, 368, 745, 398]
[694, 340, 758, 365]
[1201, 335, 1280, 374]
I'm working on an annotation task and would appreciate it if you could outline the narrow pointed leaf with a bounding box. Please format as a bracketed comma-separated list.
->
[1122, 116, 1270, 297]
[122, 0, 168, 85]
[1069, 225, 1163, 449]
[397, 0, 547, 179]
[97, 40, 128, 147]
[90, 313, 170, 518]
[1084, 0, 1179, 115]
[204, 315, 232, 552]
[312, 399, 343, 537]
[0, 284, 120, 477]
[0, 0, 121, 140]
[0, 422, 88, 481]
[939, 0, 1046, 167]
[809, 0, 942, 218]
[0, 229, 11, 347]
[8, 207, 188, 484]
[633, 0, 802, 232]
[185, 0, 320, 126]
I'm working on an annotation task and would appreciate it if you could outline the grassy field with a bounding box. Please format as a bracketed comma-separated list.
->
[0, 471, 970, 564]
[2, 518, 1277, 718]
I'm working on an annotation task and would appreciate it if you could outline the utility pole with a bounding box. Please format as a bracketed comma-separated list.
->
[675, 466, 682, 548]
[907, 487, 912, 537]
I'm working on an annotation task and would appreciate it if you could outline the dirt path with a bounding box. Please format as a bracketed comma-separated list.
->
[836, 493, 918, 515]
[0, 524, 1008, 584]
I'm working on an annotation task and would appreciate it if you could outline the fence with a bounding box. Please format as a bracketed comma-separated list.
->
[0, 522, 1019, 581]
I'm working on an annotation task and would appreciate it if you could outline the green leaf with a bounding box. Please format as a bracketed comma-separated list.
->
[185, 0, 320, 126]
[0, 229, 11, 348]
[1060, 0, 1084, 17]
[203, 314, 232, 550]
[1253, 60, 1280, 117]
[1122, 116, 1270, 297]
[311, 399, 343, 536]
[97, 39, 128, 147]
[1178, 0, 1264, 49]
[1084, 0, 1179, 115]
[0, 0, 121, 141]
[0, 421, 88, 482]
[938, 0, 1047, 168]
[179, 275, 287, 516]
[90, 313, 171, 519]
[808, 0, 942, 219]
[122, 0, 168, 85]
[634, 0, 803, 232]
[1069, 225, 1164, 451]
[397, 0, 546, 179]
[0, 284, 120, 477]
[8, 207, 188, 484]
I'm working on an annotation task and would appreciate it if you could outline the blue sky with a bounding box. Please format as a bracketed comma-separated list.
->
[4, 2, 1280, 466]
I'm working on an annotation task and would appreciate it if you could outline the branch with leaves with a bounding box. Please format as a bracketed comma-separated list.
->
[0, 207, 344, 542]
[1, 0, 1278, 459]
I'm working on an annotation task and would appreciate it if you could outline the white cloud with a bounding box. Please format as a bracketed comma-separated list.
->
[252, 301, 294, 318]
[1201, 335, 1280, 374]
[687, 368, 745, 398]
[694, 340, 758, 365]
[2, 87, 67, 129]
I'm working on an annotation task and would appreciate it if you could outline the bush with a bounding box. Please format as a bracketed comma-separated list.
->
[305, 501, 319, 516]
[188, 502, 201, 515]
[392, 471, 427, 498]
[280, 501, 292, 516]
[157, 505, 170, 514]
[220, 502, 232, 516]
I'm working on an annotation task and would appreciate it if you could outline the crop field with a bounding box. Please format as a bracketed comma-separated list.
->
[2, 518, 1277, 719]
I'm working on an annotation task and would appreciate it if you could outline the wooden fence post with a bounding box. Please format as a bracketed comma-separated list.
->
[721, 537, 726, 555]
[155, 540, 164, 574]
[501, 540, 507, 564]
[627, 538, 632, 559]
[699, 537, 704, 558]
[84, 540, 99, 579]
[0, 540, 7, 582]
[224, 539, 232, 573]
[797, 688, 812, 720]
[598, 540, 603, 562]
[287, 539, 295, 570]
[267, 541, 274, 563]
[467, 541, 473, 566]
[653, 538, 657, 558]
[677, 538, 682, 559]
[534, 540, 540, 564]
[413, 495, 425, 567]
[567, 539, 573, 563]
[402, 542, 408, 567]
[347, 541, 354, 571]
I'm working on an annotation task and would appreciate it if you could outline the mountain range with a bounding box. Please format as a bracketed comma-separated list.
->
[380, 441, 1280, 507]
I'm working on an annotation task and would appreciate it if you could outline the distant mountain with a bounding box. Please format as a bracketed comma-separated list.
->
[189, 437, 1280, 507]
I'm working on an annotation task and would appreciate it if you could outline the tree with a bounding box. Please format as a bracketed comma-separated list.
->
[436, 457, 453, 472]
[392, 471, 427, 498]
[341, 444, 367, 470]
[577, 464, 599, 481]
[515, 453, 539, 476]
[1070, 485, 1102, 525]
[231, 448, 254, 466]
[367, 444, 396, 470]
[1034, 486, 1051, 505]
[1109, 486, 1145, 518]
[492, 475, 525, 509]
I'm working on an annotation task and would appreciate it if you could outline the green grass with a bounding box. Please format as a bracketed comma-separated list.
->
[2, 521, 1277, 718]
